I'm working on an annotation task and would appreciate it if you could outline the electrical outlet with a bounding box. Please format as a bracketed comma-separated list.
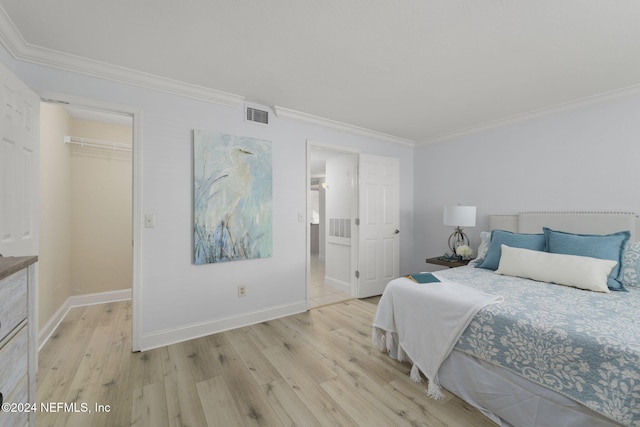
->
[144, 214, 155, 228]
[238, 285, 246, 297]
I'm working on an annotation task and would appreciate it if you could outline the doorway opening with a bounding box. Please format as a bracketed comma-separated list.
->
[38, 92, 142, 351]
[308, 143, 358, 309]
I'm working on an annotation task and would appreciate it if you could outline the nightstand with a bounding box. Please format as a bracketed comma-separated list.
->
[426, 257, 472, 268]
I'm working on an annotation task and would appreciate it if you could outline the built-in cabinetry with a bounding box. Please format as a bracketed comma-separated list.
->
[0, 256, 37, 427]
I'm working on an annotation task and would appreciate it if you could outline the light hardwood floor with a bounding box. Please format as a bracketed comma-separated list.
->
[310, 254, 352, 308]
[36, 298, 496, 427]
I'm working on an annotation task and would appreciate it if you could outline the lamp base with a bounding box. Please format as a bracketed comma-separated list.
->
[448, 227, 469, 255]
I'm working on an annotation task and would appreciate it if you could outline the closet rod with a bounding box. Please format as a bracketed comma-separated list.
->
[64, 135, 132, 152]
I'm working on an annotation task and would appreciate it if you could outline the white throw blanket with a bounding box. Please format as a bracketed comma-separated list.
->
[372, 273, 503, 398]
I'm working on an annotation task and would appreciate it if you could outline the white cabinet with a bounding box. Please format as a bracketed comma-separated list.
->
[0, 256, 37, 427]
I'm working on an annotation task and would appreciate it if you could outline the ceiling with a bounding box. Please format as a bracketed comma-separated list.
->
[1, 1, 640, 144]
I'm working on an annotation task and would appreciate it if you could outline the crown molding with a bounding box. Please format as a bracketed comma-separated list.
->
[0, 6, 244, 107]
[0, 5, 24, 54]
[418, 83, 640, 146]
[274, 106, 415, 147]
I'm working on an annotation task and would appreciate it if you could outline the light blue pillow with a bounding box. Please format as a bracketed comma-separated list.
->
[543, 227, 630, 291]
[621, 241, 640, 288]
[476, 230, 546, 271]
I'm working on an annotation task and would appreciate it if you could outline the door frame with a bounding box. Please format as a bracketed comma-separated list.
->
[37, 90, 143, 351]
[306, 140, 360, 308]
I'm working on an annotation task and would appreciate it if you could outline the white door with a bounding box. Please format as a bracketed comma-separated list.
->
[0, 61, 40, 257]
[357, 154, 399, 298]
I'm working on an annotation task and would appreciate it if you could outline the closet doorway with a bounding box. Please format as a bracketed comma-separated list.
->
[308, 143, 357, 308]
[38, 94, 140, 350]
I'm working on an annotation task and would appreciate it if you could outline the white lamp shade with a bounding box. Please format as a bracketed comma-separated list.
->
[444, 205, 476, 227]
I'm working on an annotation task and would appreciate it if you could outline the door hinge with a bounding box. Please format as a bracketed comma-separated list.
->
[355, 270, 360, 278]
[355, 218, 360, 226]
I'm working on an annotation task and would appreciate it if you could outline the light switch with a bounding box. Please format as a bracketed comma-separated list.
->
[145, 214, 155, 228]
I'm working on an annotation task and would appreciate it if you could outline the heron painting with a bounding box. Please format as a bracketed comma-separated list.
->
[193, 130, 272, 264]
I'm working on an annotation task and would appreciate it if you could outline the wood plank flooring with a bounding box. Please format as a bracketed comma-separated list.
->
[36, 299, 496, 427]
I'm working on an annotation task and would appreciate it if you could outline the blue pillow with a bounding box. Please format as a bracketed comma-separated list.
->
[476, 230, 546, 271]
[543, 227, 630, 291]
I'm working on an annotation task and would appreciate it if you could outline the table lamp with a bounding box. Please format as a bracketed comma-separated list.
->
[443, 205, 476, 255]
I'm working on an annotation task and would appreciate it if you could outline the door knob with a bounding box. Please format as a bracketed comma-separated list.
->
[394, 229, 400, 234]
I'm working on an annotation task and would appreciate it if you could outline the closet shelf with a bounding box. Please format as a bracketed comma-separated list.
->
[64, 135, 132, 152]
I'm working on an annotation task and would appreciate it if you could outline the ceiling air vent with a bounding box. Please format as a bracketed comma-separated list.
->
[246, 107, 269, 125]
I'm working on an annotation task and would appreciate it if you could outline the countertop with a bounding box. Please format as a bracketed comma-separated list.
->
[0, 255, 38, 281]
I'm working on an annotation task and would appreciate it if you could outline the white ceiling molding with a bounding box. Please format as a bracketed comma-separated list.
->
[420, 83, 640, 146]
[0, 6, 244, 108]
[0, 4, 23, 53]
[275, 106, 415, 147]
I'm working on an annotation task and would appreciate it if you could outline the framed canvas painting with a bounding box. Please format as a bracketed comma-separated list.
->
[193, 130, 272, 264]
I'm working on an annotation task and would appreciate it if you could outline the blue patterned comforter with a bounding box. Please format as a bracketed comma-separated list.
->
[438, 266, 640, 427]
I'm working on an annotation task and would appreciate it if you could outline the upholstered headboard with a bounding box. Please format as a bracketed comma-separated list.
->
[489, 212, 639, 242]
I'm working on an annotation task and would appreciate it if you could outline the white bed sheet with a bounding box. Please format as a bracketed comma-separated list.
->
[372, 276, 503, 398]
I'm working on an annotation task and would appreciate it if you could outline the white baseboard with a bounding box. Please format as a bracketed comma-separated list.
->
[324, 276, 350, 294]
[38, 288, 132, 352]
[68, 288, 131, 307]
[139, 301, 307, 351]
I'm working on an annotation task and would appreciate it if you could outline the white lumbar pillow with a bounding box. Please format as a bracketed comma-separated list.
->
[495, 244, 616, 293]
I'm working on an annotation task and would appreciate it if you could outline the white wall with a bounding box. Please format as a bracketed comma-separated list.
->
[413, 93, 640, 272]
[69, 119, 132, 295]
[2, 50, 415, 349]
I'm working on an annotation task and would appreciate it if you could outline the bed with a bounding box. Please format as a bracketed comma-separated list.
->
[373, 212, 640, 427]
